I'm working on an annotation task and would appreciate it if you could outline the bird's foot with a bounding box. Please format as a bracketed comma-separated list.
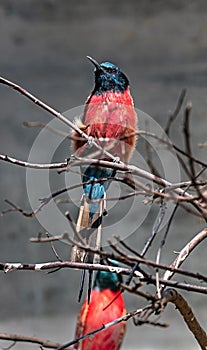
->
[113, 156, 120, 163]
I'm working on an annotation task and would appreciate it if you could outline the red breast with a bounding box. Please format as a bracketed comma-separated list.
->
[74, 289, 126, 350]
[74, 88, 137, 162]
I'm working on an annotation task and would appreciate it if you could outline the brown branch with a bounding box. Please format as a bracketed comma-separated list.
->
[31, 233, 207, 285]
[121, 283, 155, 301]
[162, 228, 207, 282]
[0, 76, 123, 164]
[183, 101, 194, 175]
[23, 121, 88, 145]
[1, 256, 207, 295]
[56, 305, 167, 350]
[0, 332, 61, 349]
[125, 200, 167, 287]
[68, 156, 207, 217]
[198, 141, 207, 148]
[3, 199, 37, 218]
[0, 260, 142, 278]
[2, 180, 83, 217]
[143, 122, 161, 178]
[113, 236, 142, 257]
[3, 170, 203, 220]
[23, 120, 70, 138]
[165, 88, 186, 135]
[183, 102, 206, 203]
[1, 152, 207, 218]
[0, 77, 87, 139]
[0, 154, 67, 169]
[0, 305, 166, 350]
[143, 276, 207, 295]
[44, 232, 63, 263]
[162, 289, 207, 350]
[137, 129, 207, 168]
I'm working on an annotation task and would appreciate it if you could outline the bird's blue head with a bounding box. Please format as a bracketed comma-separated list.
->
[93, 261, 122, 292]
[87, 56, 129, 94]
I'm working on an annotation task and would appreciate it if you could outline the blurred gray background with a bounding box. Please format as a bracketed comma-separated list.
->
[0, 1, 207, 349]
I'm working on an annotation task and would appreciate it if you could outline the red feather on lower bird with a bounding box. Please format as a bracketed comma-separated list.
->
[74, 268, 126, 350]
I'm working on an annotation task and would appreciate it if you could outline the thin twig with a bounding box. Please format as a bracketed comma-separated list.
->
[56, 305, 167, 350]
[113, 236, 142, 257]
[125, 200, 167, 286]
[0, 154, 67, 169]
[137, 129, 207, 168]
[1, 254, 207, 295]
[1, 152, 207, 219]
[165, 88, 186, 136]
[0, 333, 61, 349]
[45, 232, 63, 263]
[0, 76, 124, 164]
[121, 283, 155, 301]
[162, 228, 207, 282]
[71, 234, 207, 284]
[183, 101, 206, 204]
[155, 167, 207, 294]
[30, 233, 207, 284]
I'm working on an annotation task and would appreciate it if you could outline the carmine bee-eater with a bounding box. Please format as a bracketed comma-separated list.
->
[70, 57, 137, 300]
[74, 264, 126, 350]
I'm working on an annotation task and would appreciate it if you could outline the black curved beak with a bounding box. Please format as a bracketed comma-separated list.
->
[87, 56, 104, 72]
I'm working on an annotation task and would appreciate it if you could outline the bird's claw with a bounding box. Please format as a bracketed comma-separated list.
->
[69, 154, 78, 161]
[87, 136, 94, 148]
[113, 156, 120, 163]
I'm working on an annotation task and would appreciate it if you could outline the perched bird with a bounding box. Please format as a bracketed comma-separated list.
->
[74, 265, 126, 350]
[70, 57, 137, 300]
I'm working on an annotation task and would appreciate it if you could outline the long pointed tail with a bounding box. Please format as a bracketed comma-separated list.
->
[70, 195, 104, 264]
[70, 195, 104, 302]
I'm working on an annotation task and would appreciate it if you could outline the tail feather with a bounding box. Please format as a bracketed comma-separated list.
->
[70, 195, 104, 264]
[70, 195, 104, 303]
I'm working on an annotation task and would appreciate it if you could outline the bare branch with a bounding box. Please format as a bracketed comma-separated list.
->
[137, 129, 207, 168]
[163, 228, 207, 282]
[0, 260, 142, 278]
[71, 235, 207, 285]
[0, 332, 61, 349]
[0, 76, 86, 138]
[0, 154, 67, 169]
[198, 141, 207, 148]
[121, 283, 155, 301]
[0, 76, 124, 164]
[165, 88, 186, 135]
[162, 289, 207, 350]
[125, 200, 167, 287]
[183, 102, 206, 204]
[23, 120, 70, 138]
[1, 152, 207, 219]
[56, 305, 167, 350]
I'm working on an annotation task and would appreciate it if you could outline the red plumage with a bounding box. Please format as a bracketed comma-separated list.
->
[74, 288, 126, 350]
[70, 59, 138, 304]
[73, 88, 137, 163]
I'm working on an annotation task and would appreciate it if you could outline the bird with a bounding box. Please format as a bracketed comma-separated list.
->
[74, 264, 126, 350]
[70, 56, 137, 300]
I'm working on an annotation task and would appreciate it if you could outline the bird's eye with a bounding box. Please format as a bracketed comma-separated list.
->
[107, 68, 117, 74]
